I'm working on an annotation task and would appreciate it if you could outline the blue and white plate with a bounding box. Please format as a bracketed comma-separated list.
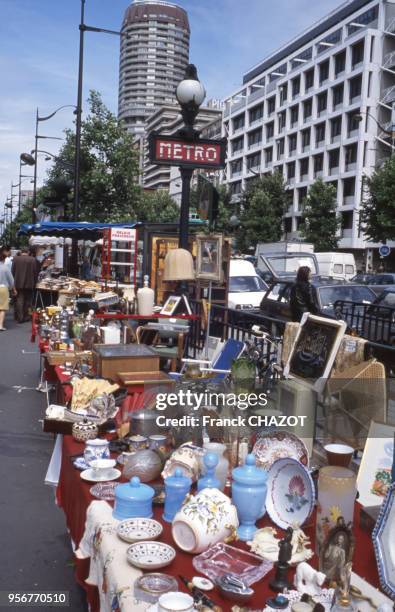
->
[266, 457, 315, 530]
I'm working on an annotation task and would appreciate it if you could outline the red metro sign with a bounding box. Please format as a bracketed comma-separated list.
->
[149, 133, 227, 170]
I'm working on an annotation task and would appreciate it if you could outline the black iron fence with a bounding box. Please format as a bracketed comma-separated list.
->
[334, 300, 395, 346]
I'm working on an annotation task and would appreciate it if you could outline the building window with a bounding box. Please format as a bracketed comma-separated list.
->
[343, 177, 355, 199]
[278, 111, 286, 132]
[329, 149, 340, 174]
[292, 76, 300, 98]
[319, 60, 329, 85]
[317, 92, 327, 116]
[277, 138, 285, 159]
[247, 151, 261, 170]
[349, 76, 362, 102]
[284, 217, 293, 233]
[266, 121, 274, 141]
[345, 144, 358, 170]
[347, 110, 360, 136]
[290, 105, 299, 127]
[314, 154, 324, 176]
[331, 116, 342, 142]
[287, 161, 296, 179]
[303, 98, 312, 121]
[231, 158, 243, 176]
[334, 50, 346, 76]
[341, 211, 353, 234]
[352, 40, 365, 68]
[230, 181, 242, 195]
[298, 186, 308, 210]
[301, 128, 310, 151]
[332, 83, 344, 109]
[279, 84, 288, 105]
[265, 147, 273, 164]
[232, 136, 244, 154]
[268, 97, 276, 116]
[248, 128, 262, 148]
[304, 68, 314, 92]
[249, 104, 264, 123]
[300, 157, 309, 179]
[233, 114, 245, 131]
[347, 6, 378, 35]
[288, 133, 297, 153]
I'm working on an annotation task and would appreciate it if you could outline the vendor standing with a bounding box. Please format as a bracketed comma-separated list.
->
[11, 247, 38, 323]
[0, 251, 16, 331]
[290, 265, 318, 322]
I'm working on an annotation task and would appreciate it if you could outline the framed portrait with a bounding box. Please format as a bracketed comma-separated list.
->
[160, 295, 182, 316]
[357, 421, 395, 508]
[195, 233, 223, 282]
[283, 313, 347, 393]
[320, 517, 355, 583]
[373, 482, 395, 599]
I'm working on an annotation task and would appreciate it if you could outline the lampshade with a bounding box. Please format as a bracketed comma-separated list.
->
[163, 248, 195, 281]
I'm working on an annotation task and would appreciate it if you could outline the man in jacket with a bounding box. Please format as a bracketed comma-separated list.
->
[11, 248, 38, 323]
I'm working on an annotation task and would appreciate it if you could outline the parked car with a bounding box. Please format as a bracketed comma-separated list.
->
[228, 259, 267, 310]
[351, 272, 395, 295]
[259, 279, 376, 324]
[314, 252, 356, 281]
[334, 289, 395, 345]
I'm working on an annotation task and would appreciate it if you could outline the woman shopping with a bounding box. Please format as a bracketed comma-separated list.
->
[0, 252, 16, 331]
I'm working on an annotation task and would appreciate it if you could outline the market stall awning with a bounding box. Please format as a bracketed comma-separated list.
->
[18, 221, 141, 240]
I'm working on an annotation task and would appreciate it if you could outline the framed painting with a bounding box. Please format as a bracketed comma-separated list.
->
[373, 482, 395, 599]
[357, 421, 395, 508]
[195, 233, 223, 282]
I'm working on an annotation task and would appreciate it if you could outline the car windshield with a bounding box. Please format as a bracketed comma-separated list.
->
[229, 276, 266, 293]
[318, 285, 376, 309]
[378, 292, 395, 307]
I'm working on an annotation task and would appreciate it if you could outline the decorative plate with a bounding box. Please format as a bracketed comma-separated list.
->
[252, 431, 309, 470]
[126, 541, 176, 570]
[90, 482, 118, 500]
[134, 572, 178, 603]
[117, 518, 163, 543]
[80, 468, 121, 483]
[372, 482, 395, 599]
[265, 458, 315, 530]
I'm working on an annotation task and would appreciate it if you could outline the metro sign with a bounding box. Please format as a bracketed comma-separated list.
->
[149, 132, 227, 169]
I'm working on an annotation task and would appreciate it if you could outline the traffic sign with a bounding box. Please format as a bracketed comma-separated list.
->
[148, 132, 227, 169]
[379, 245, 391, 257]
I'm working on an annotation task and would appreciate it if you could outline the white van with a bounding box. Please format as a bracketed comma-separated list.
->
[314, 252, 356, 281]
[228, 259, 267, 310]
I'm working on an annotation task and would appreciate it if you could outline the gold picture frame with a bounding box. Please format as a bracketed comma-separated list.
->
[195, 233, 223, 282]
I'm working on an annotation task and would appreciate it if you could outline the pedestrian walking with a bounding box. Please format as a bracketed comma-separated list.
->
[0, 251, 16, 331]
[11, 247, 38, 323]
[290, 265, 318, 322]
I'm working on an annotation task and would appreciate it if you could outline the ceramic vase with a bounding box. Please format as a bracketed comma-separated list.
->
[203, 442, 229, 491]
[232, 453, 267, 541]
[316, 466, 357, 556]
[163, 467, 191, 523]
[172, 487, 238, 554]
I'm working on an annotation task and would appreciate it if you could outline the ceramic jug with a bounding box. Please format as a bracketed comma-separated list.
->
[83, 438, 110, 465]
[172, 487, 238, 554]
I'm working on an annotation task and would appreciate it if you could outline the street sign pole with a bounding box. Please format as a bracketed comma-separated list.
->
[179, 167, 193, 249]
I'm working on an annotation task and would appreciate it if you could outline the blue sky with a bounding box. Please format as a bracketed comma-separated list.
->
[0, 0, 338, 221]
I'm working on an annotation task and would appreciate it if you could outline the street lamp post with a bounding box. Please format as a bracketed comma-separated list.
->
[175, 64, 206, 249]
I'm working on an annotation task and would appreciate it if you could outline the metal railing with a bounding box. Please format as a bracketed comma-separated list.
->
[334, 300, 395, 346]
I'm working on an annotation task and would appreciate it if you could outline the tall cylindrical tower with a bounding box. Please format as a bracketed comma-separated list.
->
[118, 0, 190, 136]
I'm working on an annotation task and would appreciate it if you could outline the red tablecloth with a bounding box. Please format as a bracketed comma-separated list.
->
[57, 435, 380, 612]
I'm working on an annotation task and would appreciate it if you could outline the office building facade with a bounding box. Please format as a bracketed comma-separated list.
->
[223, 0, 395, 259]
[118, 0, 190, 136]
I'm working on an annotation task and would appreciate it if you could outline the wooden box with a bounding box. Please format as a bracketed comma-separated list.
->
[92, 344, 159, 381]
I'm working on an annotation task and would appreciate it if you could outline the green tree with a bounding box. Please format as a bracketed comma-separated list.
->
[46, 90, 141, 222]
[300, 178, 340, 251]
[360, 156, 395, 243]
[236, 172, 289, 251]
[139, 190, 179, 223]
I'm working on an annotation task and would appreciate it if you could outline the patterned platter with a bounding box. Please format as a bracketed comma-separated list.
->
[117, 518, 163, 544]
[126, 541, 176, 570]
[252, 431, 309, 470]
[90, 481, 118, 500]
[266, 457, 315, 530]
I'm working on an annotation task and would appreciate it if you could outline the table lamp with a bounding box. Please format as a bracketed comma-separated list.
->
[163, 248, 195, 282]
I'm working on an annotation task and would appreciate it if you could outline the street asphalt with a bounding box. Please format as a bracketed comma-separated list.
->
[0, 312, 87, 610]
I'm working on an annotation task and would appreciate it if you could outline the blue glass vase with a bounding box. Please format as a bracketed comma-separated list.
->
[232, 453, 267, 541]
[163, 467, 192, 523]
[198, 452, 220, 491]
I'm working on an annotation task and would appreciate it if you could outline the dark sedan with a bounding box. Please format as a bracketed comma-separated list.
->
[351, 272, 395, 295]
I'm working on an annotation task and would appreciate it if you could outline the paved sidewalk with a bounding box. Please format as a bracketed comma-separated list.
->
[0, 313, 87, 610]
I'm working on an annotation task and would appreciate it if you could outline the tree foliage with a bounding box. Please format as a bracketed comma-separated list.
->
[360, 156, 395, 243]
[300, 178, 340, 251]
[46, 90, 141, 222]
[236, 173, 289, 251]
[139, 190, 179, 223]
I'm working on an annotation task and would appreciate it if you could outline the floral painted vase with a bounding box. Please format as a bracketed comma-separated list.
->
[172, 487, 239, 553]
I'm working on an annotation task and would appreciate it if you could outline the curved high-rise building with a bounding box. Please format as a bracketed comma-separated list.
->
[118, 0, 190, 136]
